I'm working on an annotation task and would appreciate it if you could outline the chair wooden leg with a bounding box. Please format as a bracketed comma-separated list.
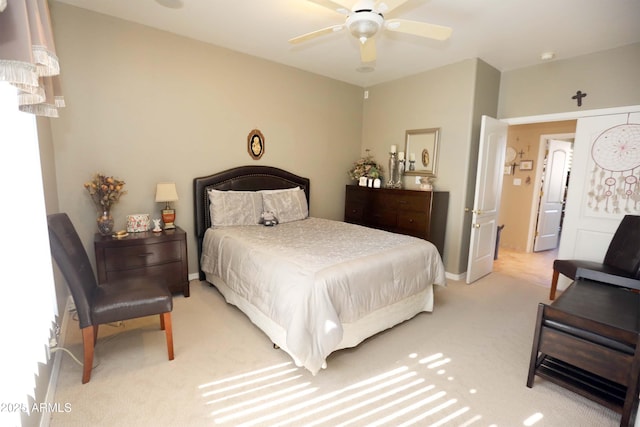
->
[81, 326, 96, 384]
[162, 312, 174, 361]
[550, 269, 560, 300]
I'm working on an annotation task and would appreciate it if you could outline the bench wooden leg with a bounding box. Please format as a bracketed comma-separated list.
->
[550, 269, 560, 300]
[527, 304, 545, 388]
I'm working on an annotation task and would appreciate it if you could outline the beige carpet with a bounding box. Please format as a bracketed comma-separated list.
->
[49, 273, 623, 426]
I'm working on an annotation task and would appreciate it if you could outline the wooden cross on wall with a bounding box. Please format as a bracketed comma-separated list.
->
[572, 90, 587, 107]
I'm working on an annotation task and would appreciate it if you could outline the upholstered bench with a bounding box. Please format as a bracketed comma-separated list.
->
[527, 269, 640, 427]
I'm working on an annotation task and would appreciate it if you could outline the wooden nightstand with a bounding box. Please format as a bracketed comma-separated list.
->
[94, 226, 190, 297]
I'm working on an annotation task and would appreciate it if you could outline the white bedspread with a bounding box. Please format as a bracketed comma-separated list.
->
[200, 217, 446, 374]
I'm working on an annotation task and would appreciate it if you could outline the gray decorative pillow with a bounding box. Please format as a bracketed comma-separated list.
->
[262, 188, 308, 223]
[207, 189, 263, 226]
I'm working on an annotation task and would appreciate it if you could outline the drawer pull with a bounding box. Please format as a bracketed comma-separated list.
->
[399, 200, 408, 204]
[138, 252, 154, 257]
[408, 219, 414, 223]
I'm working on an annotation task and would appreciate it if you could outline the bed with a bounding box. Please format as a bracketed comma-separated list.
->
[194, 165, 446, 374]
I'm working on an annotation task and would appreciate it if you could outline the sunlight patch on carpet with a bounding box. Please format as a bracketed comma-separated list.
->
[198, 351, 549, 426]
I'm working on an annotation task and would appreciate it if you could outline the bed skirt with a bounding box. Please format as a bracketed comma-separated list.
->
[205, 273, 434, 372]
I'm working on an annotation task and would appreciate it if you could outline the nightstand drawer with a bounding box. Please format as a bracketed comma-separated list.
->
[105, 262, 183, 285]
[103, 241, 182, 271]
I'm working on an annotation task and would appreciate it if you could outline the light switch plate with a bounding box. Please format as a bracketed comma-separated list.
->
[513, 178, 522, 186]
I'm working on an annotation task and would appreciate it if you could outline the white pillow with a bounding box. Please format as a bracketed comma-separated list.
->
[207, 189, 263, 226]
[259, 186, 300, 194]
[262, 188, 308, 223]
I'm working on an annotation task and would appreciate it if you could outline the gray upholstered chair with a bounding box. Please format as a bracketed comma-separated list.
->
[550, 215, 640, 300]
[47, 213, 174, 383]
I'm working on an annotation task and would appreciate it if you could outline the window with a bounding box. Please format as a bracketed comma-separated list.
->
[0, 82, 58, 425]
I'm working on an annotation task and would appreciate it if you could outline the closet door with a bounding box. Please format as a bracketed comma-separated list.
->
[556, 111, 640, 291]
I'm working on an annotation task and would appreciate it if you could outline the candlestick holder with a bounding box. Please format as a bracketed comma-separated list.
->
[386, 151, 398, 188]
[396, 159, 405, 188]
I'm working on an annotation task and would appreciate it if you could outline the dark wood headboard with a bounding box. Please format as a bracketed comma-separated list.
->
[193, 165, 310, 280]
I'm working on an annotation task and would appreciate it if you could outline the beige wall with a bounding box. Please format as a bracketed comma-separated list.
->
[363, 59, 500, 274]
[498, 120, 577, 251]
[48, 2, 364, 275]
[499, 43, 640, 118]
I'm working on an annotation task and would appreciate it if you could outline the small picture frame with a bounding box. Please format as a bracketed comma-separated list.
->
[520, 160, 533, 171]
[247, 129, 265, 160]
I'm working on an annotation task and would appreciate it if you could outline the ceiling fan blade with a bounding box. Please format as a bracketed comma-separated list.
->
[360, 38, 377, 63]
[375, 0, 409, 15]
[307, 0, 351, 15]
[289, 25, 344, 44]
[385, 19, 452, 41]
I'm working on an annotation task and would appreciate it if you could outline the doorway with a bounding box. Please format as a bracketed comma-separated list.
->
[493, 125, 577, 289]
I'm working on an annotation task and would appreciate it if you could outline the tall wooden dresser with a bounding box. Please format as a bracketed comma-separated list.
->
[344, 185, 449, 257]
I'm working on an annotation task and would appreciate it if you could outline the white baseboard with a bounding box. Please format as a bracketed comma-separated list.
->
[445, 271, 465, 281]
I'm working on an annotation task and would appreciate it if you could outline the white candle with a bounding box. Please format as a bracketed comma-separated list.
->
[398, 151, 405, 161]
[410, 153, 415, 161]
[390, 145, 397, 153]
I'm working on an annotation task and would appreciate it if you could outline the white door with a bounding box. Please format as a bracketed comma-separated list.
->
[533, 139, 572, 251]
[556, 111, 640, 291]
[466, 116, 508, 284]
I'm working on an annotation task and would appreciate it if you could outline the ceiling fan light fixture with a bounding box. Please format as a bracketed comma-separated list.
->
[155, 0, 183, 9]
[347, 12, 383, 42]
[541, 51, 555, 60]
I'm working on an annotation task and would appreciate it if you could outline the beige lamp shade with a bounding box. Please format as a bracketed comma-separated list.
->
[155, 182, 178, 204]
[156, 182, 178, 229]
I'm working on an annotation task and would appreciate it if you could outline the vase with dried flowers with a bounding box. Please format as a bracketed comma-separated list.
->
[348, 149, 384, 182]
[83, 173, 126, 236]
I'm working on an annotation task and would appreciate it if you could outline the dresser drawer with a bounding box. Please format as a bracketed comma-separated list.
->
[366, 209, 396, 228]
[397, 211, 429, 234]
[345, 202, 365, 222]
[103, 241, 182, 271]
[396, 193, 431, 212]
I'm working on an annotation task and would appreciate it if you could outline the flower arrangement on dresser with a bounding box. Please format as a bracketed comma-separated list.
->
[349, 149, 384, 181]
[83, 173, 126, 236]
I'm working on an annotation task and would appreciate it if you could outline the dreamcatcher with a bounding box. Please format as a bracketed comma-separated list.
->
[587, 115, 640, 214]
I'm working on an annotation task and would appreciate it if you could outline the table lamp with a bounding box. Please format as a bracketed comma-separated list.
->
[155, 182, 178, 229]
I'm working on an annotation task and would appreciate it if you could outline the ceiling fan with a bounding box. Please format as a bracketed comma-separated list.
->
[289, 0, 452, 63]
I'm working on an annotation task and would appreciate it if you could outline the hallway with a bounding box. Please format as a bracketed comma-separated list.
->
[493, 247, 557, 289]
